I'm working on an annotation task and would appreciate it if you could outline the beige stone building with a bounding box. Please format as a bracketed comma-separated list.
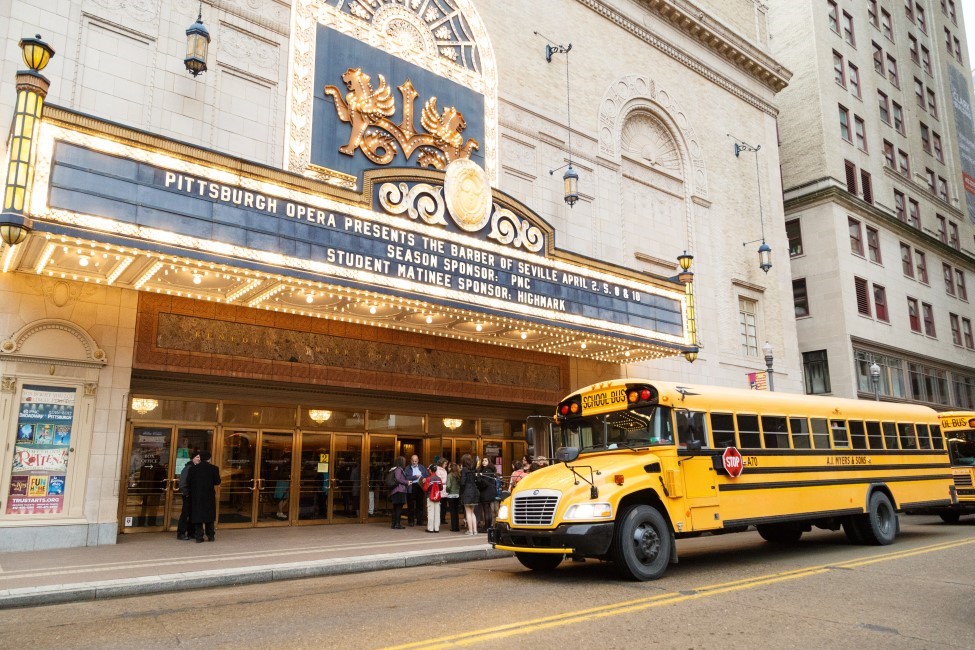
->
[0, 0, 795, 549]
[769, 0, 975, 405]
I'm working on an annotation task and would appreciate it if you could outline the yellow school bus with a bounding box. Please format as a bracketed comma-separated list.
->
[906, 412, 975, 523]
[489, 379, 956, 580]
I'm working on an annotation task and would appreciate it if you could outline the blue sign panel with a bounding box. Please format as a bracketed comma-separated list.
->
[47, 142, 684, 343]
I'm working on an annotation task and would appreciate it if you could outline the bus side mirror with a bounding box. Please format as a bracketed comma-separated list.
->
[556, 446, 580, 463]
[526, 427, 535, 446]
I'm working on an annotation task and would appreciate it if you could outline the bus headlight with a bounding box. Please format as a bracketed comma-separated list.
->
[497, 503, 509, 520]
[563, 503, 612, 520]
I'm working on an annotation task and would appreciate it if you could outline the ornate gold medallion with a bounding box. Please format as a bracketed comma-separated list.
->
[444, 159, 492, 232]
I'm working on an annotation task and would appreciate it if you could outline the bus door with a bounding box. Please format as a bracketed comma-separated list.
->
[675, 409, 721, 531]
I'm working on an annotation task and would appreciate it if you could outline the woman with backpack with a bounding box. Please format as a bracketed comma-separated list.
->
[389, 456, 409, 529]
[459, 454, 479, 536]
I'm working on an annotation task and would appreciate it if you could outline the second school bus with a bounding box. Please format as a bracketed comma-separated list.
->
[489, 379, 956, 580]
[906, 411, 975, 522]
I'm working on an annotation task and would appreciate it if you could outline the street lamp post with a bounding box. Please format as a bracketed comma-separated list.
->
[870, 362, 881, 401]
[763, 341, 774, 392]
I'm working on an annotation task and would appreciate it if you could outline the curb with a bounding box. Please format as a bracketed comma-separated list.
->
[0, 546, 510, 609]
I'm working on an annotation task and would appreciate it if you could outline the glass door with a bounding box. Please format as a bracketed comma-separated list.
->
[167, 428, 214, 531]
[366, 435, 395, 521]
[122, 426, 172, 529]
[218, 429, 258, 526]
[297, 432, 330, 523]
[256, 431, 294, 526]
[333, 434, 363, 521]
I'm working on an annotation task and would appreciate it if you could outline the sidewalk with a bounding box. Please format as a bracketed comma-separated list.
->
[0, 523, 507, 609]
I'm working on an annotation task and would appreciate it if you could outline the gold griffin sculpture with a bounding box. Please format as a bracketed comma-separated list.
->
[324, 67, 479, 169]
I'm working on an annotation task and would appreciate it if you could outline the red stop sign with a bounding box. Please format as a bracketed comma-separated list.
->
[722, 447, 744, 478]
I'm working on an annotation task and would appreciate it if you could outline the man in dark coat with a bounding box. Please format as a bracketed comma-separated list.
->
[176, 449, 200, 540]
[187, 450, 221, 542]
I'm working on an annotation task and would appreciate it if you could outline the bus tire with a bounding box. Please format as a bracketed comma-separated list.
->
[858, 492, 897, 546]
[756, 523, 803, 544]
[612, 505, 672, 581]
[939, 512, 961, 524]
[515, 552, 564, 572]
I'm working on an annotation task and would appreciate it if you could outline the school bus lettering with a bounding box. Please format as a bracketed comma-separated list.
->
[939, 415, 975, 430]
[491, 378, 954, 581]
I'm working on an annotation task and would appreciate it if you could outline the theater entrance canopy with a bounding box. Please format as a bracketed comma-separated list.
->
[2, 108, 697, 364]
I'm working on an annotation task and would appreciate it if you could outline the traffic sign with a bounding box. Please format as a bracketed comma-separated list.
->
[722, 447, 743, 478]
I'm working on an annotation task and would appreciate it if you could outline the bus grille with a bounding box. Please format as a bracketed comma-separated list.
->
[513, 492, 559, 526]
[954, 474, 973, 488]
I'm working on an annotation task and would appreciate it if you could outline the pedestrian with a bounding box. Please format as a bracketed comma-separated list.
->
[445, 462, 461, 532]
[423, 466, 444, 532]
[404, 454, 429, 527]
[390, 455, 409, 529]
[459, 454, 479, 535]
[176, 449, 200, 540]
[187, 450, 221, 543]
[509, 459, 528, 489]
[437, 458, 449, 527]
[476, 456, 497, 532]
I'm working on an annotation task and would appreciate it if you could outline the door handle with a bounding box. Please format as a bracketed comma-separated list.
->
[248, 478, 258, 491]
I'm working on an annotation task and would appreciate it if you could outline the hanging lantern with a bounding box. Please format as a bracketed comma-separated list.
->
[563, 165, 579, 207]
[184, 9, 211, 77]
[757, 241, 772, 274]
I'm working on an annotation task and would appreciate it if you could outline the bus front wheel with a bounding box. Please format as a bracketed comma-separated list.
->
[612, 505, 672, 581]
[515, 552, 564, 572]
[858, 492, 897, 545]
[939, 511, 961, 524]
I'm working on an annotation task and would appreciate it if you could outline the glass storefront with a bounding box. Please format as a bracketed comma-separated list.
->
[120, 396, 528, 533]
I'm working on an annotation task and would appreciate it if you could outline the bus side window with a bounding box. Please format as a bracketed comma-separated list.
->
[916, 423, 931, 449]
[736, 414, 761, 448]
[931, 424, 944, 450]
[830, 419, 850, 448]
[865, 421, 883, 449]
[676, 410, 710, 448]
[897, 422, 917, 449]
[848, 420, 867, 450]
[790, 417, 811, 448]
[882, 422, 898, 449]
[761, 415, 789, 449]
[711, 412, 735, 448]
[811, 418, 830, 449]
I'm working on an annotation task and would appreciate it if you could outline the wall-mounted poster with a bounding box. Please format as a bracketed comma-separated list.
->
[6, 385, 76, 515]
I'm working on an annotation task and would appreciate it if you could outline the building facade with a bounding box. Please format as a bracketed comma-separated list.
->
[0, 0, 796, 550]
[770, 0, 975, 406]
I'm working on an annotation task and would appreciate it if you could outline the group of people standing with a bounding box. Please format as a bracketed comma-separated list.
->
[388, 454, 539, 535]
[176, 449, 221, 543]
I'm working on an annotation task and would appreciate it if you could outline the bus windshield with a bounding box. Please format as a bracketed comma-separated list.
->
[562, 405, 673, 452]
[947, 433, 975, 467]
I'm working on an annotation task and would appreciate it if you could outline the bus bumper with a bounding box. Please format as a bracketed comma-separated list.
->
[489, 521, 616, 557]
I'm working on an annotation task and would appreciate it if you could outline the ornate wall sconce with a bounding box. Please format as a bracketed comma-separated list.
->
[308, 409, 332, 424]
[131, 398, 159, 415]
[442, 418, 463, 431]
[541, 37, 579, 207]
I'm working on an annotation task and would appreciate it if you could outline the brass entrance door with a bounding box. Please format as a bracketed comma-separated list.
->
[295, 432, 364, 523]
[218, 429, 295, 527]
[168, 428, 215, 530]
[366, 435, 395, 521]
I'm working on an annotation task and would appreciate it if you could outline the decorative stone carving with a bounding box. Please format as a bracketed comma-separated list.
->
[378, 182, 448, 226]
[487, 207, 544, 253]
[218, 26, 279, 79]
[1, 376, 15, 392]
[444, 160, 492, 232]
[84, 383, 98, 397]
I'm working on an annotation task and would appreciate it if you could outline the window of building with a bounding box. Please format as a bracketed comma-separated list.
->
[897, 149, 910, 176]
[861, 170, 873, 203]
[786, 219, 803, 256]
[914, 78, 925, 107]
[951, 313, 963, 346]
[873, 42, 885, 74]
[839, 105, 852, 141]
[892, 102, 904, 132]
[920, 123, 931, 152]
[803, 350, 831, 394]
[953, 37, 962, 64]
[886, 54, 899, 86]
[855, 116, 867, 151]
[933, 133, 943, 162]
[944, 263, 956, 295]
[739, 297, 758, 357]
[948, 0, 957, 24]
[908, 198, 920, 228]
[937, 214, 947, 243]
[925, 168, 936, 193]
[883, 140, 895, 168]
[906, 0, 915, 22]
[900, 242, 914, 277]
[849, 217, 864, 254]
[878, 91, 890, 122]
[855, 276, 871, 316]
[908, 297, 921, 331]
[921, 45, 932, 74]
[844, 159, 858, 193]
[953, 375, 975, 410]
[881, 9, 893, 40]
[842, 11, 856, 45]
[916, 4, 926, 33]
[922, 302, 936, 337]
[874, 284, 889, 321]
[909, 34, 920, 62]
[956, 269, 967, 301]
[927, 89, 938, 118]
[894, 190, 906, 220]
[869, 0, 880, 25]
[963, 318, 975, 349]
[849, 63, 861, 97]
[866, 226, 881, 262]
[828, 1, 840, 32]
[916, 250, 928, 283]
[833, 51, 846, 86]
[945, 26, 952, 51]
[948, 222, 959, 249]
[794, 278, 809, 317]
[937, 176, 948, 202]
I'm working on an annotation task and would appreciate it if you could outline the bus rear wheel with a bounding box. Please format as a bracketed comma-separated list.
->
[939, 512, 961, 524]
[756, 523, 803, 544]
[857, 492, 897, 545]
[612, 505, 672, 581]
[515, 552, 564, 572]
